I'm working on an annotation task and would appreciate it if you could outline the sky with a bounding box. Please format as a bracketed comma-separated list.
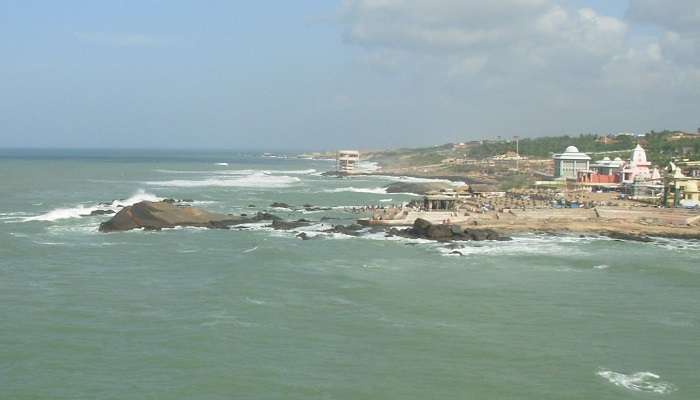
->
[0, 0, 699, 150]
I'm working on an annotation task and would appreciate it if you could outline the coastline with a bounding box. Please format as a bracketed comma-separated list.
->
[360, 207, 700, 241]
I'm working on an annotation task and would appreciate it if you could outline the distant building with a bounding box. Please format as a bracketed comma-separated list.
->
[578, 156, 625, 184]
[665, 163, 700, 207]
[621, 144, 653, 183]
[490, 151, 527, 161]
[336, 150, 360, 173]
[553, 146, 591, 179]
[578, 145, 662, 188]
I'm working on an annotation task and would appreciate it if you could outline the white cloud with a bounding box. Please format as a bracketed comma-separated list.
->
[338, 0, 700, 135]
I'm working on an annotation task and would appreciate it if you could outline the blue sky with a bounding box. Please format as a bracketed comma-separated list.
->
[1, 1, 698, 150]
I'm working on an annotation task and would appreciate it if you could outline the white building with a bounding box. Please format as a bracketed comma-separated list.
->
[553, 146, 591, 179]
[337, 150, 360, 173]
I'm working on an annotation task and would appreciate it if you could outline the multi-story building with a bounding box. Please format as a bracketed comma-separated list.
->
[336, 150, 360, 174]
[553, 146, 591, 179]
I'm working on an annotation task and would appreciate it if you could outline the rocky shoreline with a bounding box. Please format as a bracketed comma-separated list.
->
[97, 201, 700, 244]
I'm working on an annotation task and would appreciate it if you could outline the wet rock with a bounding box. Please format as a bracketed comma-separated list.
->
[270, 202, 291, 209]
[250, 212, 282, 222]
[84, 209, 115, 216]
[296, 232, 313, 240]
[324, 224, 364, 236]
[604, 231, 653, 242]
[271, 219, 312, 230]
[393, 218, 511, 241]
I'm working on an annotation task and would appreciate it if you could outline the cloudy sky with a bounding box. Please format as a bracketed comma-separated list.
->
[1, 1, 698, 150]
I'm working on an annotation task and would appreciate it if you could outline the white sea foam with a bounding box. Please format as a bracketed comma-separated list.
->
[242, 246, 258, 253]
[264, 169, 317, 175]
[215, 162, 229, 166]
[372, 175, 465, 185]
[155, 168, 316, 176]
[354, 161, 381, 173]
[324, 187, 389, 194]
[146, 173, 301, 188]
[23, 190, 160, 222]
[597, 369, 675, 394]
[593, 264, 610, 270]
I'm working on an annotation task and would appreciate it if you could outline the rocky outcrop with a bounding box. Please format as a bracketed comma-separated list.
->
[384, 182, 454, 195]
[99, 201, 278, 232]
[271, 219, 312, 230]
[270, 202, 291, 209]
[323, 224, 365, 236]
[391, 218, 511, 241]
[85, 209, 115, 216]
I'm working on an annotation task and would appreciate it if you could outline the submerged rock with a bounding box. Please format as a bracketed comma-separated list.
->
[604, 231, 653, 242]
[270, 202, 291, 209]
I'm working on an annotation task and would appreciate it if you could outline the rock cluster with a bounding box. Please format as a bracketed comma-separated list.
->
[389, 218, 511, 241]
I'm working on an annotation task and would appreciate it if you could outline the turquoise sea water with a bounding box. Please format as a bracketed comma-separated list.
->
[1, 150, 699, 399]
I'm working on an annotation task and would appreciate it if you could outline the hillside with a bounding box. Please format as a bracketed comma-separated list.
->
[365, 130, 700, 170]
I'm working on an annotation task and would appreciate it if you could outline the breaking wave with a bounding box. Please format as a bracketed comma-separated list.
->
[146, 172, 301, 188]
[154, 168, 316, 176]
[597, 369, 675, 394]
[324, 187, 389, 194]
[373, 175, 465, 186]
[23, 190, 160, 222]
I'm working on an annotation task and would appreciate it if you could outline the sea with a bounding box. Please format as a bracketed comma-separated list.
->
[1, 149, 699, 399]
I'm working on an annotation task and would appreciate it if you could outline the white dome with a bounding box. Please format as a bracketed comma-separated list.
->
[603, 156, 610, 161]
[565, 146, 579, 153]
[614, 157, 622, 161]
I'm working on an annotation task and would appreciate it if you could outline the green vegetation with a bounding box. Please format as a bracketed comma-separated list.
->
[467, 134, 636, 159]
[367, 130, 700, 169]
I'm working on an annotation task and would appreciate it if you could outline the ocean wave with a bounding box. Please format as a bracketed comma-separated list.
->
[371, 175, 465, 185]
[324, 187, 389, 194]
[215, 162, 229, 166]
[154, 168, 316, 176]
[23, 190, 160, 222]
[597, 369, 675, 394]
[146, 173, 301, 188]
[355, 161, 381, 173]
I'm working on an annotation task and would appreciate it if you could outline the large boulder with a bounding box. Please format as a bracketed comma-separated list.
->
[384, 182, 454, 195]
[99, 201, 248, 232]
[412, 218, 433, 235]
[426, 224, 455, 240]
[396, 218, 510, 241]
